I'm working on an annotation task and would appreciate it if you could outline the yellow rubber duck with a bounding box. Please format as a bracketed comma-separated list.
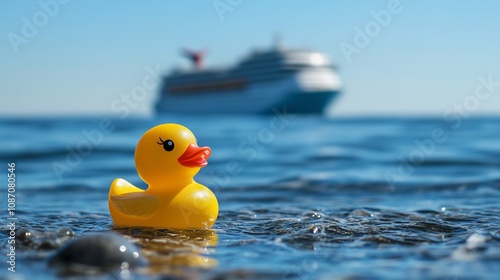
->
[108, 123, 218, 229]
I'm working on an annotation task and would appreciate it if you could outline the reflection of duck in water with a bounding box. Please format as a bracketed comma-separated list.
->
[108, 124, 218, 229]
[124, 228, 219, 270]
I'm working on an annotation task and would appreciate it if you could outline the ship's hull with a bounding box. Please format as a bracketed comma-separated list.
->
[156, 68, 341, 114]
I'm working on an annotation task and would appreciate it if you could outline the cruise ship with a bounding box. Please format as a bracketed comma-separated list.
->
[155, 43, 341, 114]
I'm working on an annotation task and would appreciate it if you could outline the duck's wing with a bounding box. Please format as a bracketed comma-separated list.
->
[110, 192, 161, 217]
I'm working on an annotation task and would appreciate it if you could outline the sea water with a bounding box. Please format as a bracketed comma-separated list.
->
[1, 115, 499, 279]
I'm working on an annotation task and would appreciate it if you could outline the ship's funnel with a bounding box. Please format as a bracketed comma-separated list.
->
[181, 48, 207, 69]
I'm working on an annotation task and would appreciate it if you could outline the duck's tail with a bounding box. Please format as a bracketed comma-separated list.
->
[109, 178, 144, 197]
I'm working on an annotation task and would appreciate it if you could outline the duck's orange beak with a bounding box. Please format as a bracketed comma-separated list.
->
[178, 143, 211, 168]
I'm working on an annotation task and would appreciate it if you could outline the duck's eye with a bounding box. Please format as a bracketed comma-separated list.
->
[157, 138, 175, 152]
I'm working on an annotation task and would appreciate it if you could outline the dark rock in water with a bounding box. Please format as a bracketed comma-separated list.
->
[15, 227, 38, 245]
[48, 231, 146, 275]
[16, 227, 75, 250]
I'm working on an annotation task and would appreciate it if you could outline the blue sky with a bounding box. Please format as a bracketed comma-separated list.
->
[1, 0, 499, 116]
